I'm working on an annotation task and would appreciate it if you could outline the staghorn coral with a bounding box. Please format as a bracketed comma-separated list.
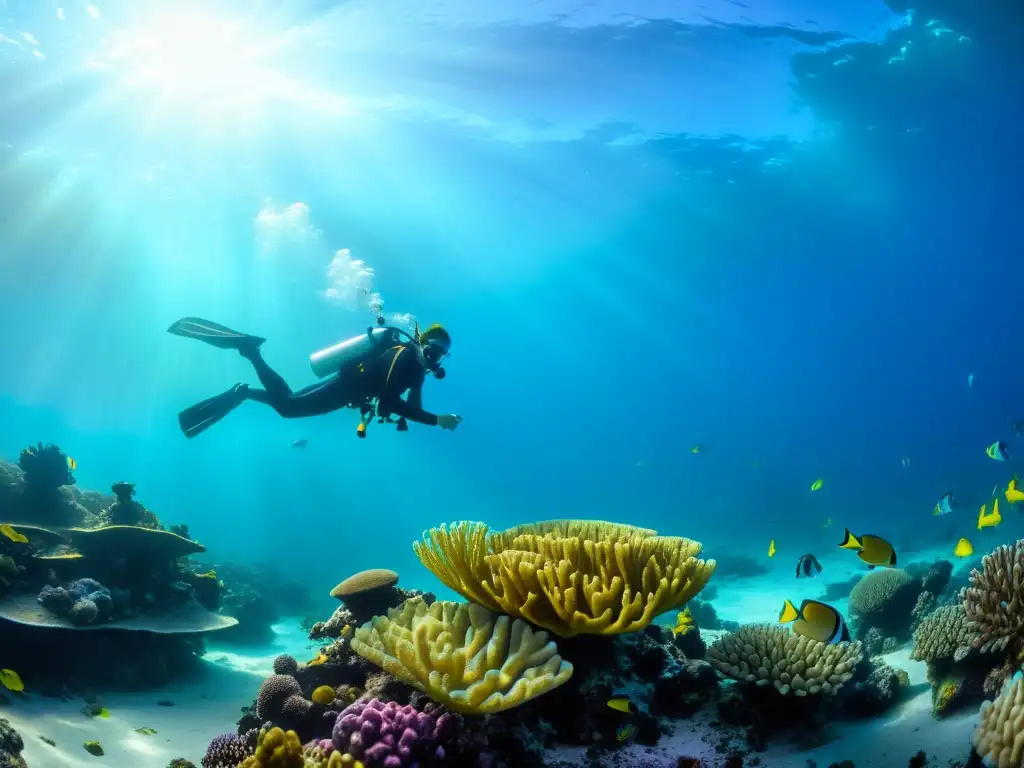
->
[330, 698, 455, 767]
[238, 727, 303, 768]
[910, 604, 977, 663]
[351, 596, 573, 713]
[973, 671, 1024, 767]
[202, 733, 253, 768]
[412, 519, 715, 637]
[706, 623, 862, 696]
[964, 541, 1024, 655]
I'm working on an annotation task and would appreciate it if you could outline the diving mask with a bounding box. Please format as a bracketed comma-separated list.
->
[423, 341, 449, 369]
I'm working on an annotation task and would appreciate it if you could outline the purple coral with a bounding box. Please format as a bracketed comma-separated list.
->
[202, 732, 253, 768]
[331, 698, 456, 768]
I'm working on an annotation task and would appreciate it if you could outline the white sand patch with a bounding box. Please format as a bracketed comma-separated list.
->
[0, 619, 315, 768]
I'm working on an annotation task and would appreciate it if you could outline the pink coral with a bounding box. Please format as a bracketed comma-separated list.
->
[331, 699, 455, 768]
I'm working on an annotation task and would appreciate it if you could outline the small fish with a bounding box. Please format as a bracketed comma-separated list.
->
[968, 373, 974, 388]
[606, 694, 636, 715]
[810, 478, 824, 492]
[67, 456, 77, 471]
[901, 455, 910, 468]
[778, 599, 849, 645]
[823, 517, 833, 528]
[1007, 478, 1024, 505]
[768, 539, 776, 558]
[97, 707, 110, 719]
[615, 723, 635, 744]
[290, 439, 308, 449]
[933, 492, 954, 516]
[978, 499, 1002, 530]
[135, 727, 157, 736]
[0, 669, 24, 692]
[953, 538, 974, 557]
[672, 607, 695, 636]
[796, 553, 822, 578]
[0, 524, 28, 544]
[690, 444, 709, 455]
[986, 441, 1009, 461]
[838, 529, 897, 568]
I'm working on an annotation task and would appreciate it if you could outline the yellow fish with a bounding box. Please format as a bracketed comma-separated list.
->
[810, 478, 823, 492]
[1007, 478, 1024, 505]
[0, 669, 24, 692]
[0, 524, 28, 544]
[97, 707, 110, 719]
[978, 499, 1002, 531]
[768, 539, 776, 558]
[672, 607, 695, 636]
[67, 456, 77, 471]
[953, 538, 974, 557]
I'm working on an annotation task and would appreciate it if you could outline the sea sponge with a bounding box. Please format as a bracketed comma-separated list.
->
[311, 685, 335, 706]
[910, 604, 977, 663]
[412, 519, 715, 637]
[238, 727, 303, 768]
[963, 541, 1024, 654]
[351, 596, 573, 713]
[972, 672, 1024, 766]
[848, 569, 914, 616]
[706, 623, 863, 696]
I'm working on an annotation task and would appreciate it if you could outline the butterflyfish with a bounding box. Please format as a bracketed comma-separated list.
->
[67, 456, 77, 471]
[953, 538, 974, 557]
[1007, 478, 1024, 504]
[768, 539, 776, 558]
[0, 524, 28, 544]
[986, 441, 1009, 461]
[0, 669, 24, 692]
[796, 553, 822, 578]
[933, 492, 954, 516]
[810, 478, 824, 491]
[778, 599, 849, 645]
[672, 607, 695, 636]
[978, 499, 1002, 530]
[838, 529, 897, 568]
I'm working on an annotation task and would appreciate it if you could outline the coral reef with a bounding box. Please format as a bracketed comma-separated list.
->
[103, 482, 161, 528]
[329, 568, 404, 625]
[351, 597, 573, 713]
[331, 698, 456, 766]
[37, 577, 113, 625]
[202, 732, 254, 768]
[910, 604, 977, 664]
[239, 727, 302, 768]
[848, 568, 921, 641]
[972, 671, 1024, 767]
[963, 540, 1024, 655]
[413, 519, 716, 637]
[0, 719, 27, 768]
[2, 445, 83, 527]
[707, 623, 863, 696]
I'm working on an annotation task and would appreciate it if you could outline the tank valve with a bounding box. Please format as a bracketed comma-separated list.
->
[357, 423, 367, 438]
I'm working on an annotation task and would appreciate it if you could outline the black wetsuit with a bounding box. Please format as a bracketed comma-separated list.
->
[242, 344, 439, 426]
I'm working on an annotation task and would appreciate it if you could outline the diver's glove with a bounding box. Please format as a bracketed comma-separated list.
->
[437, 414, 462, 431]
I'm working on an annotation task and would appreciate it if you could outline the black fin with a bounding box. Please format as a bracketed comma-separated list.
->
[177, 384, 247, 438]
[168, 317, 266, 352]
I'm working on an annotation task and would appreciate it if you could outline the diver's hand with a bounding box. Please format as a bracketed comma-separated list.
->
[437, 414, 462, 431]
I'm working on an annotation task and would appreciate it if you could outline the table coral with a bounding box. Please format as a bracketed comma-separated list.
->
[331, 698, 455, 768]
[412, 519, 715, 637]
[351, 597, 572, 714]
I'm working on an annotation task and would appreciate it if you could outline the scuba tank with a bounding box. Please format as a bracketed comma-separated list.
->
[309, 326, 403, 379]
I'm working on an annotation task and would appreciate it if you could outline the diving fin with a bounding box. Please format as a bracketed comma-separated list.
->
[177, 384, 248, 439]
[167, 317, 266, 352]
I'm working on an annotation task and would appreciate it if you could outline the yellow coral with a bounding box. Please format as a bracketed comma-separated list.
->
[412, 519, 715, 637]
[351, 597, 572, 714]
[311, 685, 335, 705]
[240, 727, 303, 768]
[307, 652, 328, 666]
[973, 672, 1024, 766]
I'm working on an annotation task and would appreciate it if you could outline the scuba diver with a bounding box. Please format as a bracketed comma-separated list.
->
[168, 316, 462, 438]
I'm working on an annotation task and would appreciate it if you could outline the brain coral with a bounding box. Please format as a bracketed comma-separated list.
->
[706, 623, 863, 696]
[910, 604, 977, 663]
[412, 519, 715, 637]
[973, 672, 1024, 767]
[255, 675, 303, 721]
[848, 569, 914, 616]
[351, 596, 573, 714]
[964, 540, 1024, 654]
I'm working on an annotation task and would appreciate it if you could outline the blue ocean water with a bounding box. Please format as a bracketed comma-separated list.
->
[0, 0, 1021, 623]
